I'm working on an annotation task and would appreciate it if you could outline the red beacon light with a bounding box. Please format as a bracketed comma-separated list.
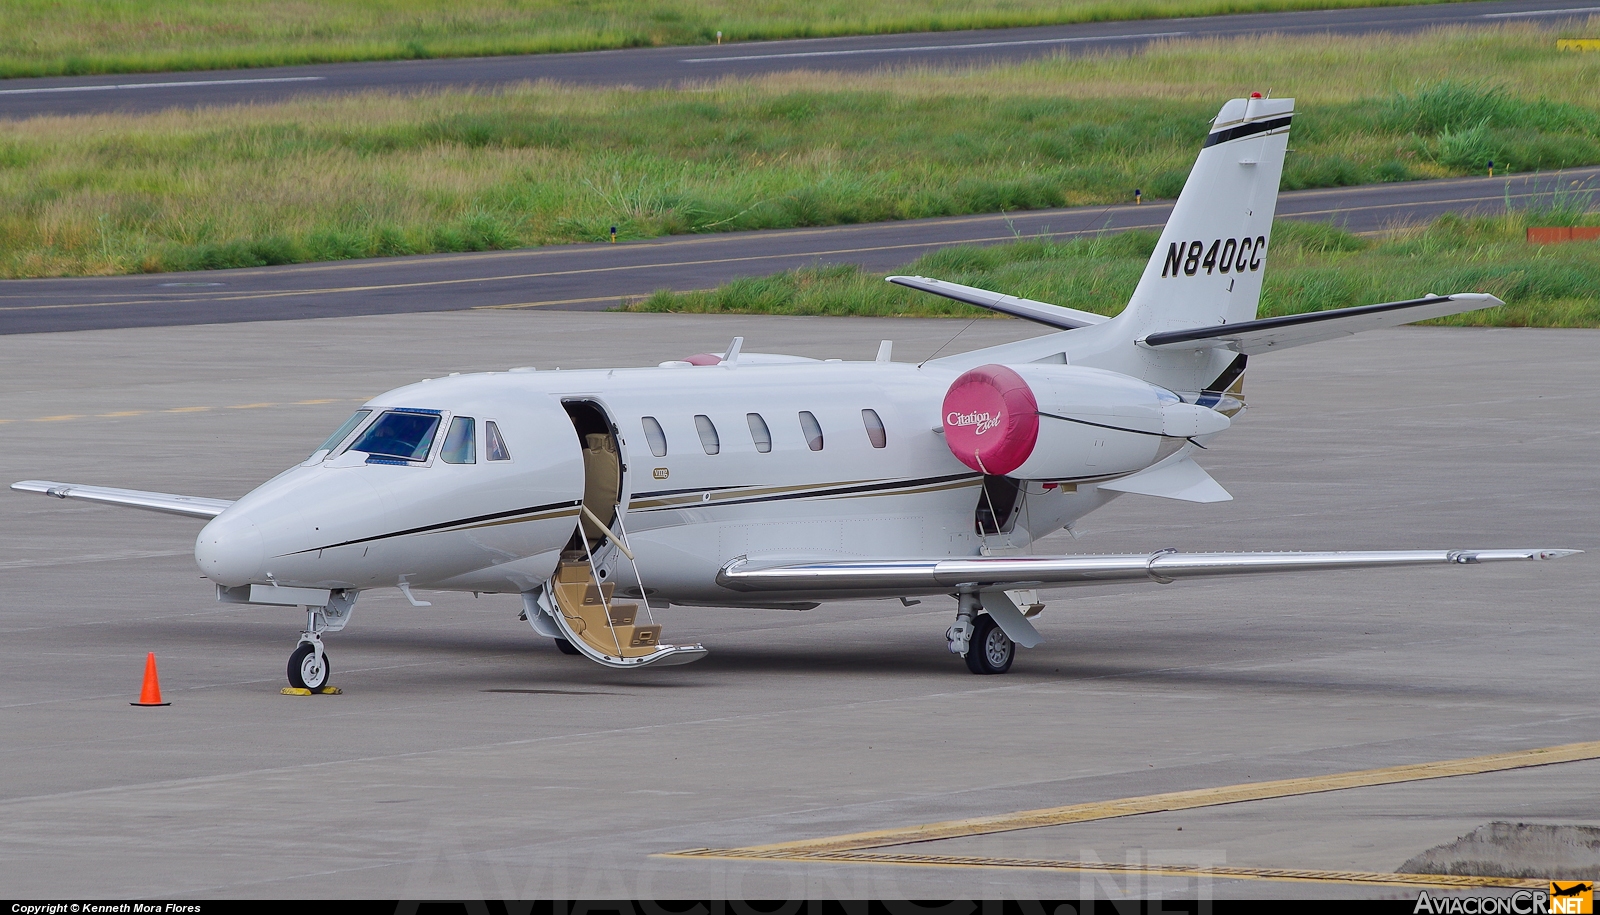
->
[1250, 91, 1263, 98]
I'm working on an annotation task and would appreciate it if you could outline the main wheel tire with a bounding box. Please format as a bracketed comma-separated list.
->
[288, 643, 331, 690]
[553, 637, 581, 656]
[964, 614, 1014, 675]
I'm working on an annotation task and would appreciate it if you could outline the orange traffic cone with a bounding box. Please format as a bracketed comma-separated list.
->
[131, 652, 171, 707]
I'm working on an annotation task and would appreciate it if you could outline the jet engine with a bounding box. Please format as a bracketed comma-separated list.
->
[940, 364, 1229, 480]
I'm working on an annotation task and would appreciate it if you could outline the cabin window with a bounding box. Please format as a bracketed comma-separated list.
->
[351, 410, 440, 462]
[747, 413, 772, 453]
[641, 416, 668, 457]
[440, 416, 476, 464]
[484, 420, 512, 461]
[695, 414, 720, 455]
[315, 409, 370, 458]
[861, 409, 887, 449]
[799, 411, 824, 451]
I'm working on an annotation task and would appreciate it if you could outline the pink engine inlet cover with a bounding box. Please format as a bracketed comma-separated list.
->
[941, 364, 1040, 475]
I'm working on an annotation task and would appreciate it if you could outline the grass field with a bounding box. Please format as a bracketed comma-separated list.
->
[1, 0, 1464, 79]
[4, 24, 1600, 280]
[625, 210, 1600, 327]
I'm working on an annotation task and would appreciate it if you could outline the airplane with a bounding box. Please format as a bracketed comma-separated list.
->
[13, 94, 1579, 690]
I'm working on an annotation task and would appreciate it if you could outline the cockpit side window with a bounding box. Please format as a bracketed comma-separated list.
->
[440, 416, 476, 464]
[484, 420, 512, 461]
[314, 410, 371, 458]
[351, 410, 441, 462]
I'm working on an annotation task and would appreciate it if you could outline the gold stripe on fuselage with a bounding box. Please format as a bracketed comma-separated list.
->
[817, 478, 981, 501]
[450, 505, 582, 533]
[628, 478, 877, 511]
[628, 475, 978, 513]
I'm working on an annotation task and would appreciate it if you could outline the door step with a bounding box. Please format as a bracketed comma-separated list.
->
[545, 559, 704, 668]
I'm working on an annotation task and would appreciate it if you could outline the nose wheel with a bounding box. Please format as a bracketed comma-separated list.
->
[288, 640, 331, 690]
[280, 598, 352, 694]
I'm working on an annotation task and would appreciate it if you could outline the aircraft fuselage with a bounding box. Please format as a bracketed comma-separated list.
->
[196, 359, 1128, 606]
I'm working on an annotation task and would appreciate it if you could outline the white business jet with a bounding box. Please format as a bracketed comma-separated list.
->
[14, 95, 1578, 689]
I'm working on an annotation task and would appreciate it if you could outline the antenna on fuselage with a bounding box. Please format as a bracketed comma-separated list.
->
[876, 340, 892, 363]
[917, 318, 978, 368]
[723, 336, 744, 366]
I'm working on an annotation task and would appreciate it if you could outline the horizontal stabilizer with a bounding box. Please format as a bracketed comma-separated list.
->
[1098, 457, 1232, 503]
[1141, 293, 1504, 354]
[719, 548, 1579, 593]
[11, 480, 232, 519]
[887, 276, 1108, 330]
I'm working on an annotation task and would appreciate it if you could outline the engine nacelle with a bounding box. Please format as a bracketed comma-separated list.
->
[941, 364, 1229, 480]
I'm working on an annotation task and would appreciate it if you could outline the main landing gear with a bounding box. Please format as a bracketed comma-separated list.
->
[946, 592, 1015, 675]
[965, 614, 1014, 675]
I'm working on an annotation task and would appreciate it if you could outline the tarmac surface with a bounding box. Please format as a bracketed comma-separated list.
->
[2, 0, 1597, 119]
[5, 165, 1599, 335]
[1, 310, 1596, 898]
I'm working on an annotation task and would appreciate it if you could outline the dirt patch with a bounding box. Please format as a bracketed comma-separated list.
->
[1400, 822, 1600, 879]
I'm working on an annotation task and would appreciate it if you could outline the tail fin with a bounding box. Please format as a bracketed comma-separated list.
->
[1122, 96, 1293, 336]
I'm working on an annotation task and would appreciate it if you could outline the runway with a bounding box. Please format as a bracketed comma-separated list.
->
[2, 0, 1598, 119]
[4, 166, 1598, 336]
[1, 310, 1594, 897]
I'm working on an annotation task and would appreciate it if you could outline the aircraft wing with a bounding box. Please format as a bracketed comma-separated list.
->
[11, 480, 232, 519]
[887, 276, 1109, 330]
[719, 547, 1578, 592]
[1140, 293, 1503, 354]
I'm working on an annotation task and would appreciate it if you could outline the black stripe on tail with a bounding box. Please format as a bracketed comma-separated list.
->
[1203, 115, 1293, 148]
[1197, 354, 1247, 408]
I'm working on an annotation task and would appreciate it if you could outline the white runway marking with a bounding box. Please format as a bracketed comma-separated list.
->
[0, 76, 324, 96]
[681, 31, 1189, 63]
[1480, 5, 1600, 16]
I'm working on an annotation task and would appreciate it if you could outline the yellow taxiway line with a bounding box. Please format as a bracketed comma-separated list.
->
[659, 739, 1600, 888]
[663, 848, 1546, 891]
[740, 740, 1600, 854]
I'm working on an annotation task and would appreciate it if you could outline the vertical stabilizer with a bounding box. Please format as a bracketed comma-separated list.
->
[1123, 96, 1293, 337]
[927, 96, 1294, 389]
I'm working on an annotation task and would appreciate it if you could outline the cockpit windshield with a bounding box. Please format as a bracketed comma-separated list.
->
[350, 410, 442, 462]
[312, 410, 371, 459]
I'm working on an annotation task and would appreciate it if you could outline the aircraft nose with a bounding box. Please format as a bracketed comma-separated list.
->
[195, 513, 266, 586]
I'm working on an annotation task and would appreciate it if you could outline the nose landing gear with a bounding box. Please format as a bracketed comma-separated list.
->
[288, 638, 331, 691]
[283, 592, 354, 693]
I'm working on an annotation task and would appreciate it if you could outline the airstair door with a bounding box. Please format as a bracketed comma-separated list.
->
[532, 400, 706, 668]
[566, 401, 622, 552]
